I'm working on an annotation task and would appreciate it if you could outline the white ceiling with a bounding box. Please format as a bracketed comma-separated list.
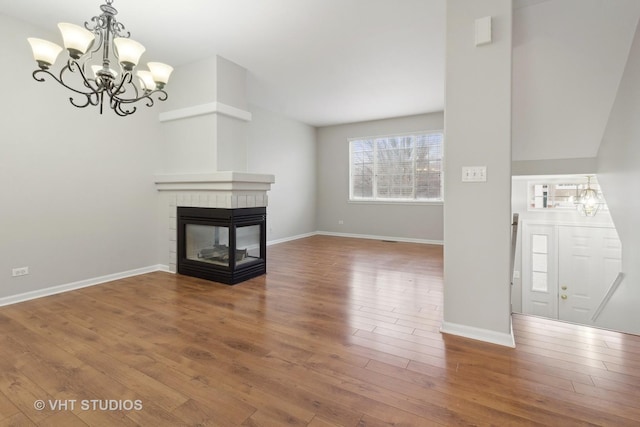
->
[0, 0, 445, 127]
[2, 0, 639, 161]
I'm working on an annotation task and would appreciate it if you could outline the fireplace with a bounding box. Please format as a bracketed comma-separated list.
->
[177, 206, 266, 284]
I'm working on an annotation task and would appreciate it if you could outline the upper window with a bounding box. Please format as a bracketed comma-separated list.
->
[528, 181, 606, 211]
[349, 132, 444, 202]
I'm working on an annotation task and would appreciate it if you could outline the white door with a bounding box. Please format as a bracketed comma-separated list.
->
[558, 226, 622, 325]
[522, 224, 558, 319]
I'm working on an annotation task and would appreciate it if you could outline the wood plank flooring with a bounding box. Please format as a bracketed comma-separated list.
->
[1, 235, 639, 426]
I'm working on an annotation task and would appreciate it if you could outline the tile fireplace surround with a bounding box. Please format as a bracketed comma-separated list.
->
[155, 172, 275, 274]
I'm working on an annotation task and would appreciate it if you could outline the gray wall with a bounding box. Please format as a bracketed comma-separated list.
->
[512, 158, 597, 176]
[247, 106, 317, 242]
[0, 14, 162, 299]
[316, 113, 444, 243]
[443, 0, 513, 345]
[596, 18, 640, 334]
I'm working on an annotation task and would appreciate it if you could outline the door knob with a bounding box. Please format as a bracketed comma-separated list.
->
[561, 294, 567, 300]
[561, 286, 567, 290]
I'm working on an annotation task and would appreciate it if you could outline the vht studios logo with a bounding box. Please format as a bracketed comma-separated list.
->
[34, 399, 143, 411]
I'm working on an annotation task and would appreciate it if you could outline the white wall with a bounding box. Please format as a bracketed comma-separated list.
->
[316, 113, 444, 243]
[156, 56, 251, 174]
[156, 58, 219, 174]
[511, 0, 640, 162]
[596, 18, 640, 335]
[0, 14, 162, 300]
[442, 0, 513, 346]
[512, 158, 597, 176]
[247, 106, 317, 242]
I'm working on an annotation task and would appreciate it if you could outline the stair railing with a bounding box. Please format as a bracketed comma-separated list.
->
[591, 272, 625, 321]
[510, 213, 519, 287]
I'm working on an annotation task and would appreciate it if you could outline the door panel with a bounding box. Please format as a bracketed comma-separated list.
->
[558, 226, 622, 325]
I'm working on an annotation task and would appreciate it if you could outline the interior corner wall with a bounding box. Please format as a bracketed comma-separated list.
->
[442, 0, 513, 345]
[216, 114, 248, 172]
[216, 56, 248, 111]
[247, 106, 316, 242]
[216, 57, 249, 172]
[315, 113, 444, 242]
[156, 58, 219, 174]
[596, 17, 640, 335]
[0, 14, 162, 300]
[156, 56, 251, 174]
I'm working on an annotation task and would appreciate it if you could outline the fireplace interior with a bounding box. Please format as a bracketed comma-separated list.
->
[177, 206, 266, 284]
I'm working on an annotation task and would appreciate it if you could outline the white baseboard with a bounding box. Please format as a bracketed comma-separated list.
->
[316, 231, 443, 246]
[267, 232, 317, 246]
[156, 264, 173, 273]
[440, 320, 515, 348]
[0, 265, 166, 307]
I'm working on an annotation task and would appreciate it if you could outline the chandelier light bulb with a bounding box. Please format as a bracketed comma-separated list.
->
[575, 176, 602, 217]
[113, 37, 146, 71]
[147, 62, 174, 89]
[58, 23, 95, 59]
[27, 38, 63, 69]
[136, 70, 156, 92]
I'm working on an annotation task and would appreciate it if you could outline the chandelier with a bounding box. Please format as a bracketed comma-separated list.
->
[27, 0, 173, 116]
[575, 176, 604, 217]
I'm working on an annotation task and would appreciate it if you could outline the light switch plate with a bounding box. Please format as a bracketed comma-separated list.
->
[462, 166, 487, 182]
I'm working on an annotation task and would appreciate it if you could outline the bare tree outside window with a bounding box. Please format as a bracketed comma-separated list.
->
[349, 132, 443, 202]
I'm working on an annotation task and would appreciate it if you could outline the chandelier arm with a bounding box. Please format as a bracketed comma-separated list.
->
[148, 89, 169, 103]
[113, 89, 168, 108]
[66, 59, 101, 93]
[111, 98, 136, 116]
[110, 71, 134, 98]
[32, 67, 100, 108]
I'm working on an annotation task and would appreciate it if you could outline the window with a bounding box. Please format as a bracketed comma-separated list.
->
[349, 132, 443, 202]
[528, 180, 606, 211]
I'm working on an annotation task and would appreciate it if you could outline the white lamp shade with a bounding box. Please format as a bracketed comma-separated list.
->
[58, 23, 95, 58]
[113, 37, 145, 70]
[136, 70, 156, 91]
[147, 62, 173, 85]
[27, 38, 63, 67]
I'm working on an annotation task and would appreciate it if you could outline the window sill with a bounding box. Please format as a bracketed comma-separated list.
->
[348, 199, 443, 207]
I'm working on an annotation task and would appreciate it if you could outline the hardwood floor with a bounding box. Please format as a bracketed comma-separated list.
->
[1, 235, 639, 426]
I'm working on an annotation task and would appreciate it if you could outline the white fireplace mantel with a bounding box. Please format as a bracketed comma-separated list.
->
[154, 171, 275, 192]
[155, 171, 275, 273]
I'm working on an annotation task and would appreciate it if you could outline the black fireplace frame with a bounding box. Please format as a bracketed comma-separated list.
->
[177, 206, 267, 285]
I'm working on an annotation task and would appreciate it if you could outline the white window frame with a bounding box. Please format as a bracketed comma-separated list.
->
[526, 178, 608, 212]
[348, 131, 444, 204]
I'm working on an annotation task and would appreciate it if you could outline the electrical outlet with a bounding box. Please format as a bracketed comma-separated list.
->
[338, 220, 344, 225]
[12, 267, 29, 277]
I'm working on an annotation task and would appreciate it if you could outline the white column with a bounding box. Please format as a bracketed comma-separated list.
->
[441, 0, 514, 346]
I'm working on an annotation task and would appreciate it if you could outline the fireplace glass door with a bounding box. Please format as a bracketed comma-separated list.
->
[236, 224, 261, 266]
[177, 206, 267, 284]
[186, 224, 230, 267]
